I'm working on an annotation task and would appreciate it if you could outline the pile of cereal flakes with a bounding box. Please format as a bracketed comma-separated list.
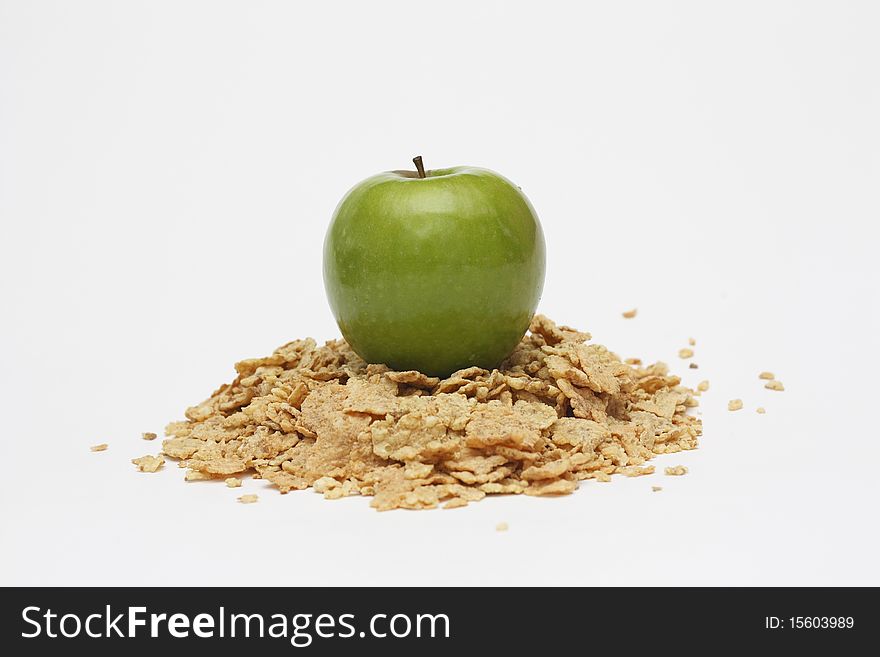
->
[158, 315, 701, 510]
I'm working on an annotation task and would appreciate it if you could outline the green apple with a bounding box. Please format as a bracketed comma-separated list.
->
[323, 158, 545, 377]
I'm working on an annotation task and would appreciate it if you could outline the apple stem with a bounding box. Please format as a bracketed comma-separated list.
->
[413, 155, 426, 179]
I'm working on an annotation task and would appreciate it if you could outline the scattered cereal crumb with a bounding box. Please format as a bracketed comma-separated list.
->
[759, 372, 775, 380]
[688, 337, 696, 346]
[142, 432, 157, 441]
[622, 308, 637, 319]
[765, 380, 784, 391]
[697, 380, 710, 392]
[238, 494, 258, 504]
[652, 486, 663, 492]
[728, 399, 743, 411]
[90, 443, 108, 452]
[756, 407, 766, 414]
[625, 357, 642, 366]
[225, 477, 242, 488]
[678, 348, 694, 359]
[132, 454, 164, 473]
[664, 465, 688, 476]
[496, 522, 509, 532]
[689, 362, 698, 369]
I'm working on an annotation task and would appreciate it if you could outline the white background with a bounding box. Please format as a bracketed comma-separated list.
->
[2, 1, 878, 586]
